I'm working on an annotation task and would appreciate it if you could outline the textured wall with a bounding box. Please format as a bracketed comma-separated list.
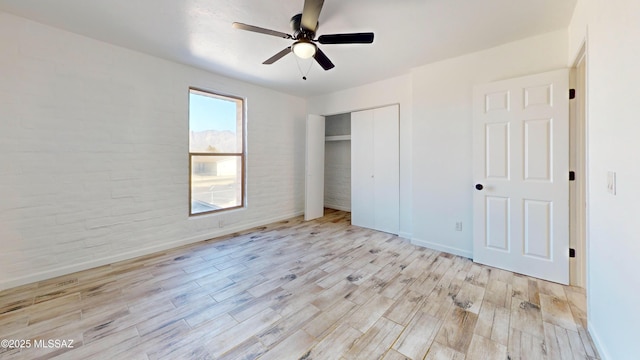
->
[0, 12, 307, 290]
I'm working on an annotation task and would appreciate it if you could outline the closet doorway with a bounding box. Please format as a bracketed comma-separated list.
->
[324, 112, 352, 212]
[305, 105, 399, 235]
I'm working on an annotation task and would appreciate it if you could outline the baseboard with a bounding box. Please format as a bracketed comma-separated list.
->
[397, 231, 412, 240]
[0, 211, 304, 291]
[411, 237, 473, 259]
[324, 203, 351, 212]
[588, 322, 610, 360]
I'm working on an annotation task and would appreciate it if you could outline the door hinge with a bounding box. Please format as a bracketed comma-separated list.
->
[569, 248, 576, 258]
[569, 89, 576, 100]
[569, 171, 576, 181]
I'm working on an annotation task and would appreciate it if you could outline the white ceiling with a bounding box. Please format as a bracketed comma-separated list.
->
[0, 0, 577, 97]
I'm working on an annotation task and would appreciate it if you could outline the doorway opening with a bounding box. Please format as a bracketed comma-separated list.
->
[305, 105, 400, 235]
[324, 113, 352, 212]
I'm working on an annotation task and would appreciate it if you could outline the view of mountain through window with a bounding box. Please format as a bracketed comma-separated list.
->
[189, 89, 244, 215]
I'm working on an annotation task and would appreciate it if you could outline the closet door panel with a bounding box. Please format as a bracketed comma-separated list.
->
[351, 110, 375, 229]
[373, 105, 400, 234]
[305, 114, 326, 221]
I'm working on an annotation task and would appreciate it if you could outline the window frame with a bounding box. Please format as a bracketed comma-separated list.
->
[188, 87, 246, 216]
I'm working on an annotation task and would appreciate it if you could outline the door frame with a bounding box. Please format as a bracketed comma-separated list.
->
[569, 42, 589, 288]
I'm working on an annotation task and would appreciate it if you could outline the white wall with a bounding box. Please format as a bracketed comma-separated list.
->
[0, 12, 307, 290]
[410, 30, 569, 258]
[569, 1, 640, 358]
[308, 75, 413, 238]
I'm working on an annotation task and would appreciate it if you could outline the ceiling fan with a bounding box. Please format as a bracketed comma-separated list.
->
[232, 0, 374, 71]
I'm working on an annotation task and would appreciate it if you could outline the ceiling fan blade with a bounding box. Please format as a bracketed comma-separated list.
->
[263, 47, 292, 64]
[317, 33, 374, 44]
[232, 22, 291, 39]
[313, 48, 334, 70]
[301, 0, 324, 32]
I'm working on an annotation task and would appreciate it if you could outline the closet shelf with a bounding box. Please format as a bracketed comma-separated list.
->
[325, 135, 351, 142]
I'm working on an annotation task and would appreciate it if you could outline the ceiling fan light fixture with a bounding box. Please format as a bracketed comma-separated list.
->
[292, 39, 317, 59]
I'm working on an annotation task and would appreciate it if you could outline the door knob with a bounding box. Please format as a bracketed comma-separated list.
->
[475, 184, 484, 190]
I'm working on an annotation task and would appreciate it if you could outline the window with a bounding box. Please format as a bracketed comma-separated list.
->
[189, 88, 245, 215]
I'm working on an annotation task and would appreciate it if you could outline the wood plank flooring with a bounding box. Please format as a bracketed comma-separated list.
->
[0, 210, 599, 359]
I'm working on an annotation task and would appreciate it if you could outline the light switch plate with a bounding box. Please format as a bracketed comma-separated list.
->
[607, 171, 616, 195]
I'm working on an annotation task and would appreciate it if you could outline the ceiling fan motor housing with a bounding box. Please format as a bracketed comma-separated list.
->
[290, 13, 316, 40]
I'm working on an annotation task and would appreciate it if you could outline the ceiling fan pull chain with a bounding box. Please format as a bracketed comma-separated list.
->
[295, 56, 313, 80]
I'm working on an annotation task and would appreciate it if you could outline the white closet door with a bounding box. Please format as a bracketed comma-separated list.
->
[351, 110, 375, 229]
[305, 114, 325, 221]
[351, 105, 399, 234]
[373, 105, 399, 234]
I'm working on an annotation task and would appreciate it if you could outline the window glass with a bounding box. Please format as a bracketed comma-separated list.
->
[189, 89, 244, 215]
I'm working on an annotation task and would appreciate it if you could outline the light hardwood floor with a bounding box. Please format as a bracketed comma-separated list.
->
[0, 210, 599, 359]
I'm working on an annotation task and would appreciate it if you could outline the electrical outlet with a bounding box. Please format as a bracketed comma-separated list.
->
[455, 222, 463, 231]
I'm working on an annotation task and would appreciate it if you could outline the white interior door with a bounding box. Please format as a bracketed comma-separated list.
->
[305, 114, 325, 221]
[472, 69, 570, 284]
